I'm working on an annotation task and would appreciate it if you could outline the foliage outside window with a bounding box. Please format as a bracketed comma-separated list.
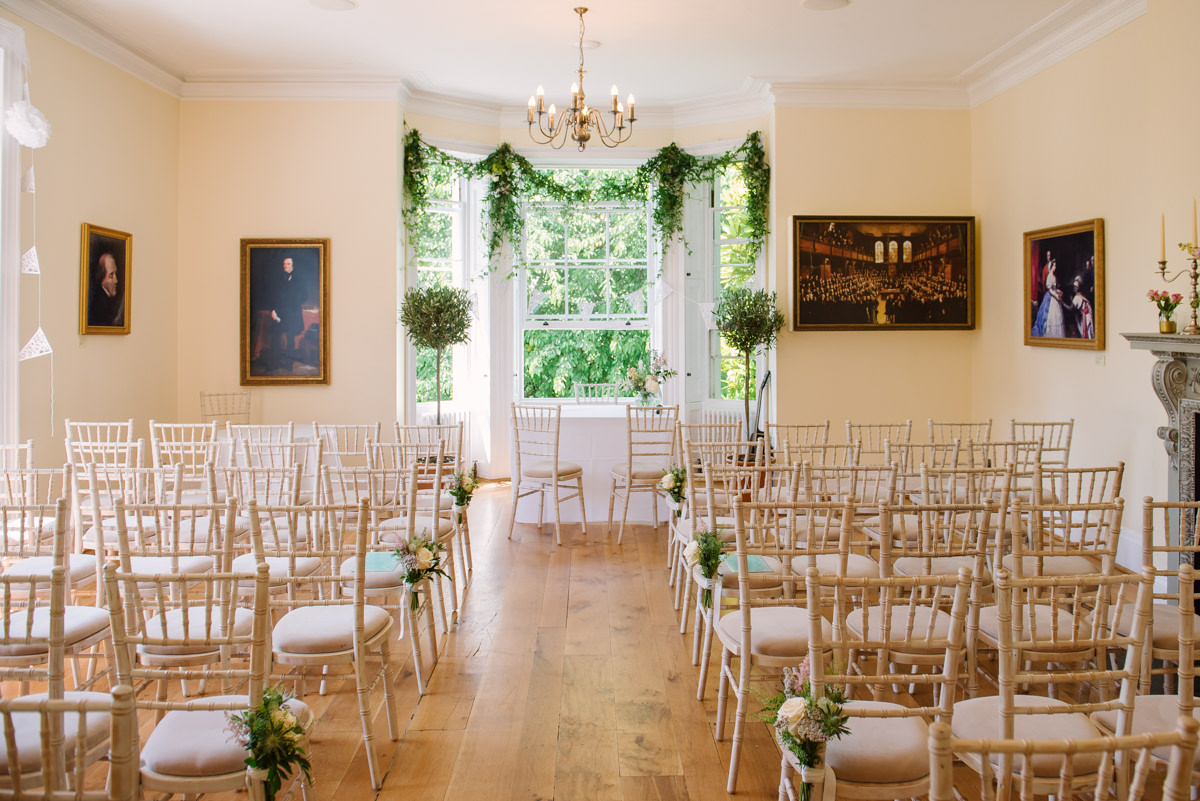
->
[711, 163, 760, 401]
[522, 170, 653, 399]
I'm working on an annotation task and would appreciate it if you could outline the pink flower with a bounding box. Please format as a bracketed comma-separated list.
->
[1148, 290, 1158, 300]
[1172, 294, 1184, 303]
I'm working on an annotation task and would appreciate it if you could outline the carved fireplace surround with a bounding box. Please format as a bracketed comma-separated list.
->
[1125, 333, 1200, 506]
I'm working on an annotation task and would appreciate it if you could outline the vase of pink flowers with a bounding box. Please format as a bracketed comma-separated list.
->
[1149, 289, 1183, 333]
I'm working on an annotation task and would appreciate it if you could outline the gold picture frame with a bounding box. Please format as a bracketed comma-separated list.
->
[1023, 219, 1104, 350]
[79, 223, 132, 335]
[240, 238, 330, 385]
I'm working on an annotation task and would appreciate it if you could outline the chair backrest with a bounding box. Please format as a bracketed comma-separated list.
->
[64, 419, 136, 451]
[625, 405, 678, 471]
[0, 499, 68, 691]
[997, 569, 1151, 733]
[1034, 462, 1123, 506]
[807, 567, 972, 720]
[148, 420, 218, 467]
[226, 422, 295, 445]
[77, 462, 180, 554]
[0, 440, 33, 471]
[928, 716, 1199, 801]
[510, 404, 562, 477]
[889, 440, 960, 477]
[846, 420, 912, 455]
[1010, 419, 1073, 468]
[801, 462, 898, 514]
[65, 437, 142, 471]
[766, 422, 830, 450]
[103, 558, 271, 714]
[699, 461, 801, 534]
[928, 418, 992, 445]
[875, 500, 994, 582]
[1010, 497, 1124, 577]
[962, 439, 1042, 472]
[573, 382, 618, 403]
[1139, 503, 1200, 693]
[323, 463, 420, 528]
[0, 475, 71, 566]
[394, 422, 463, 476]
[216, 464, 302, 508]
[0, 466, 70, 508]
[314, 422, 382, 468]
[199, 390, 250, 425]
[781, 441, 860, 467]
[0, 684, 139, 801]
[112, 497, 237, 573]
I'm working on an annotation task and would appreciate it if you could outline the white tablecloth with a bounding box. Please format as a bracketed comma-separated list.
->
[511, 404, 669, 525]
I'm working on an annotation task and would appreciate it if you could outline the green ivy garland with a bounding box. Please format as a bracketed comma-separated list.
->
[402, 128, 770, 270]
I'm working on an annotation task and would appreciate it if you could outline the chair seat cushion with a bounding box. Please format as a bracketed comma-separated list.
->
[127, 555, 215, 575]
[231, 552, 324, 583]
[1094, 695, 1200, 769]
[525, 461, 583, 479]
[712, 556, 784, 590]
[5, 553, 97, 585]
[139, 697, 251, 777]
[273, 604, 392, 654]
[952, 695, 1103, 777]
[792, 553, 878, 579]
[1109, 602, 1200, 651]
[846, 605, 954, 645]
[139, 606, 254, 656]
[379, 516, 454, 539]
[976, 603, 1080, 642]
[0, 691, 111, 774]
[82, 513, 160, 550]
[893, 555, 985, 581]
[0, 606, 110, 656]
[715, 606, 829, 659]
[1001, 553, 1104, 576]
[611, 462, 668, 480]
[825, 700, 929, 785]
[340, 555, 407, 590]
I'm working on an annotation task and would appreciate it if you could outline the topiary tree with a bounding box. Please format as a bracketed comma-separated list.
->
[713, 287, 785, 439]
[400, 284, 473, 424]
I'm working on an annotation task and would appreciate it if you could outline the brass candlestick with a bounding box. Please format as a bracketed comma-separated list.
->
[1157, 255, 1200, 335]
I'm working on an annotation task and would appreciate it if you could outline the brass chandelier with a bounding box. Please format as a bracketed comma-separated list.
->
[527, 7, 636, 151]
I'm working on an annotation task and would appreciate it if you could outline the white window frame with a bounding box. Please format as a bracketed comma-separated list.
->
[516, 184, 658, 402]
[0, 21, 28, 446]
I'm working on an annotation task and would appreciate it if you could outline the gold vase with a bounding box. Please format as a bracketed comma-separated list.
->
[1161, 319, 1177, 334]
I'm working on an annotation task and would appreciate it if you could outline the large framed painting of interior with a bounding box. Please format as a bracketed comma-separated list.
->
[791, 216, 976, 330]
[1022, 218, 1104, 351]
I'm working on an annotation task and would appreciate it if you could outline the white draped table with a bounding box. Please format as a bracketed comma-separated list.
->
[511, 403, 669, 526]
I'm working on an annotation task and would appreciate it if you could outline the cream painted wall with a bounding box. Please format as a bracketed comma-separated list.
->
[5, 10, 180, 460]
[176, 100, 401, 426]
[771, 106, 974, 428]
[969, 0, 1200, 515]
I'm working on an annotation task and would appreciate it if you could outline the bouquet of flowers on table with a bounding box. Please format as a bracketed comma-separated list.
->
[621, 351, 678, 404]
[228, 686, 313, 801]
[447, 465, 478, 524]
[1148, 289, 1184, 320]
[683, 528, 724, 608]
[658, 465, 688, 517]
[758, 657, 850, 801]
[394, 531, 448, 610]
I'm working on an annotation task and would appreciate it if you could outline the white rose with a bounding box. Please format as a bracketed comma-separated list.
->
[416, 547, 434, 570]
[645, 376, 660, 393]
[683, 540, 700, 567]
[659, 473, 675, 490]
[776, 697, 808, 737]
[462, 476, 476, 493]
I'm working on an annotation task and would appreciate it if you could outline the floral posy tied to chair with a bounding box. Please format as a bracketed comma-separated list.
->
[393, 532, 448, 611]
[760, 657, 850, 801]
[622, 351, 677, 405]
[228, 685, 313, 801]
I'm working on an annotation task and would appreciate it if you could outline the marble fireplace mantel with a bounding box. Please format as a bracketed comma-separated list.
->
[1124, 332, 1200, 503]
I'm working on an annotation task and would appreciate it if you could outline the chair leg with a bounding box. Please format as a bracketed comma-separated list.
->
[405, 594, 426, 696]
[352, 652, 383, 790]
[460, 509, 473, 574]
[715, 648, 732, 741]
[726, 677, 748, 794]
[696, 605, 717, 701]
[379, 635, 400, 742]
[577, 476, 588, 538]
[552, 483, 563, 545]
[607, 477, 617, 533]
[617, 482, 632, 545]
[507, 483, 519, 540]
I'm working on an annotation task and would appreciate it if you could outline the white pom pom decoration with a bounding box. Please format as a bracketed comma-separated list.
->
[6, 100, 50, 148]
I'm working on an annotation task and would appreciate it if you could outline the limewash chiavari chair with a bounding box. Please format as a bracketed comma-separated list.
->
[714, 498, 852, 792]
[951, 568, 1153, 797]
[1004, 496, 1124, 579]
[238, 439, 322, 503]
[778, 568, 972, 801]
[225, 421, 294, 445]
[508, 404, 586, 545]
[766, 421, 830, 451]
[263, 500, 399, 789]
[0, 685, 139, 801]
[1011, 418, 1074, 469]
[0, 439, 33, 470]
[1, 468, 95, 601]
[572, 382, 619, 403]
[1034, 462, 1123, 507]
[888, 439, 960, 499]
[103, 558, 315, 798]
[688, 461, 802, 699]
[395, 421, 472, 573]
[609, 404, 678, 544]
[780, 441, 860, 468]
[199, 389, 250, 426]
[64, 419, 136, 462]
[928, 716, 1200, 801]
[846, 419, 912, 464]
[314, 422, 381, 468]
[1093, 562, 1200, 788]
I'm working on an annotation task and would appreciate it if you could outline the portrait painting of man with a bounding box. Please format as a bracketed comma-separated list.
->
[240, 238, 330, 385]
[79, 223, 132, 335]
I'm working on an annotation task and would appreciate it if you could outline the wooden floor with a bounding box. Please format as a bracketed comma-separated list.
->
[292, 482, 786, 801]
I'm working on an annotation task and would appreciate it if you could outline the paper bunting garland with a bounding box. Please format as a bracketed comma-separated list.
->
[5, 100, 50, 148]
[20, 246, 38, 274]
[699, 302, 718, 331]
[527, 288, 548, 315]
[577, 300, 595, 321]
[625, 288, 645, 315]
[466, 292, 480, 320]
[18, 327, 51, 360]
[21, 166, 34, 193]
[654, 281, 675, 304]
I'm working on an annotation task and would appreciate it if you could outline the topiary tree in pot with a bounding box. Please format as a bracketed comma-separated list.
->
[713, 286, 785, 440]
[400, 284, 473, 424]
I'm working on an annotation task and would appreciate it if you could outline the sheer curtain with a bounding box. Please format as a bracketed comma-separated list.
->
[0, 19, 28, 446]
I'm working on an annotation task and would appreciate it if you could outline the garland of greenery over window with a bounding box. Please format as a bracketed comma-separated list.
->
[402, 129, 769, 272]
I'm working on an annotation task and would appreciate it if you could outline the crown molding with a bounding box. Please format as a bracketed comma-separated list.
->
[180, 76, 404, 101]
[0, 0, 181, 96]
[963, 0, 1147, 106]
[768, 80, 969, 109]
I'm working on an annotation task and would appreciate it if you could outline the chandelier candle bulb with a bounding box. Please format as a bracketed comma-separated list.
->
[548, 104, 556, 127]
[610, 84, 618, 111]
[627, 94, 635, 119]
[537, 85, 545, 112]
[527, 97, 535, 123]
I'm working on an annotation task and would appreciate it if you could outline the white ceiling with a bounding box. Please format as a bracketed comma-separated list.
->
[13, 0, 1143, 112]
